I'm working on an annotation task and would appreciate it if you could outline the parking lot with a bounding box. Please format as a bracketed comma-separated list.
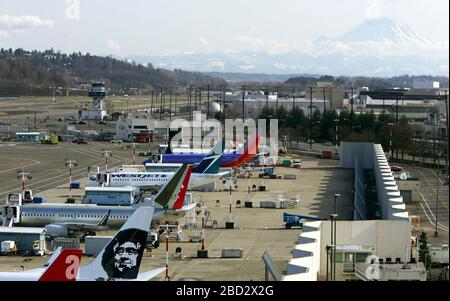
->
[399, 164, 449, 245]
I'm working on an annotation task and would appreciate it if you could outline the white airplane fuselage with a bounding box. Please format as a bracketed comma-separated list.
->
[97, 171, 217, 190]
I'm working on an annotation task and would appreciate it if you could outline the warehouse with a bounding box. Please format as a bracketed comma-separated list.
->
[83, 186, 140, 206]
[0, 227, 46, 255]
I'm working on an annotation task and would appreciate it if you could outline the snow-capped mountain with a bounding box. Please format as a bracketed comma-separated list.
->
[336, 17, 432, 45]
[128, 18, 448, 77]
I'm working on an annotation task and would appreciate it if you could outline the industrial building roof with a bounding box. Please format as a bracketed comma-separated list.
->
[0, 227, 46, 234]
[15, 132, 42, 136]
[84, 186, 137, 192]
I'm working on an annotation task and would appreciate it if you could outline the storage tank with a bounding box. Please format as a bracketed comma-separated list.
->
[207, 102, 221, 114]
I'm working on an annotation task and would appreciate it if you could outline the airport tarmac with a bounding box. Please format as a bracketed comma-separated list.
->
[0, 143, 354, 280]
[0, 142, 141, 203]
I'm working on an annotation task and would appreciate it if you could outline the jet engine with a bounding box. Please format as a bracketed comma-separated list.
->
[45, 224, 69, 237]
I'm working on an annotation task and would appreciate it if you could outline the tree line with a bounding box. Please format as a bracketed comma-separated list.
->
[258, 106, 448, 165]
[0, 48, 226, 96]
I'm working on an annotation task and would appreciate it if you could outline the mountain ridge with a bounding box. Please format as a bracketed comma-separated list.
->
[128, 18, 448, 76]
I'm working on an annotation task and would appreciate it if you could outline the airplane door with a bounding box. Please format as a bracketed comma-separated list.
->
[2, 206, 20, 225]
[97, 173, 108, 185]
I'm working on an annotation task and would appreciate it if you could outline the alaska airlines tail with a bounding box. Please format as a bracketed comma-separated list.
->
[152, 163, 192, 210]
[192, 139, 224, 174]
[78, 207, 155, 281]
[39, 249, 82, 281]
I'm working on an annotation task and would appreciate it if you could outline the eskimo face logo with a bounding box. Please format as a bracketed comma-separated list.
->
[113, 241, 141, 272]
[101, 228, 147, 279]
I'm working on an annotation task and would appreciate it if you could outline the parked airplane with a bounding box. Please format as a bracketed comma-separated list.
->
[1, 164, 194, 238]
[92, 139, 227, 190]
[150, 131, 260, 168]
[77, 207, 165, 281]
[2, 208, 165, 281]
[0, 247, 82, 281]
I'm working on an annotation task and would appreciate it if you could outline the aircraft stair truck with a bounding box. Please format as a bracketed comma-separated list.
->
[32, 240, 46, 256]
[5, 191, 33, 204]
[283, 213, 323, 229]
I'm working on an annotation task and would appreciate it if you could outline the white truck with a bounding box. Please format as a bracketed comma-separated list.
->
[1, 241, 17, 255]
[32, 240, 46, 256]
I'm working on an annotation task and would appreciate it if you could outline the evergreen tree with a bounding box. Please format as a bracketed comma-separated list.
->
[418, 231, 432, 269]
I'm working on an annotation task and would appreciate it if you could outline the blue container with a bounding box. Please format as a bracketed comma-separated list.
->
[263, 167, 275, 174]
[70, 182, 80, 189]
[33, 197, 45, 203]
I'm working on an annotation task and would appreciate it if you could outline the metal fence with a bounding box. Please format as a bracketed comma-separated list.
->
[0, 124, 28, 134]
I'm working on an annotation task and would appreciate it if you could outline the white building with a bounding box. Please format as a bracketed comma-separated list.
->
[413, 80, 440, 90]
[115, 117, 169, 142]
[284, 220, 426, 281]
[79, 83, 108, 121]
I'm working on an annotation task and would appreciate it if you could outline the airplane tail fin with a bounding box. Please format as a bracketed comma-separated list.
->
[38, 249, 82, 281]
[236, 130, 259, 156]
[192, 139, 224, 174]
[97, 210, 111, 228]
[171, 164, 192, 210]
[153, 163, 192, 210]
[80, 207, 154, 280]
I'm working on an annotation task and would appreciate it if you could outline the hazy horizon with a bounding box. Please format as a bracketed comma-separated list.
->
[1, 0, 448, 76]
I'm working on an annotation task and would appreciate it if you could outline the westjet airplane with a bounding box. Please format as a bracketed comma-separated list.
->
[92, 139, 227, 190]
[149, 131, 260, 168]
[1, 164, 194, 238]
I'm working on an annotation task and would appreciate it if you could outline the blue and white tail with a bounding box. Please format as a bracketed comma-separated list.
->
[192, 139, 224, 174]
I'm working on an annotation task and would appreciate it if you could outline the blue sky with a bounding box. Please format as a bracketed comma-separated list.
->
[0, 0, 448, 56]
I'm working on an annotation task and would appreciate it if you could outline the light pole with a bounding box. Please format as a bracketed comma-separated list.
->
[131, 143, 137, 165]
[330, 214, 334, 281]
[16, 169, 32, 193]
[283, 135, 288, 154]
[65, 159, 78, 199]
[101, 150, 112, 172]
[434, 170, 439, 237]
[331, 213, 338, 281]
[309, 87, 313, 150]
[388, 123, 394, 163]
[334, 194, 340, 216]
[326, 244, 334, 281]
[242, 85, 246, 120]
[334, 119, 339, 155]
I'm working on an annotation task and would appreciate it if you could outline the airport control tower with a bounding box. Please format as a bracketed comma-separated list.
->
[79, 82, 108, 120]
[89, 82, 107, 111]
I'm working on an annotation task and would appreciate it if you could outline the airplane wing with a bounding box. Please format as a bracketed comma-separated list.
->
[216, 170, 232, 177]
[51, 210, 111, 232]
[132, 267, 166, 281]
[175, 203, 197, 212]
